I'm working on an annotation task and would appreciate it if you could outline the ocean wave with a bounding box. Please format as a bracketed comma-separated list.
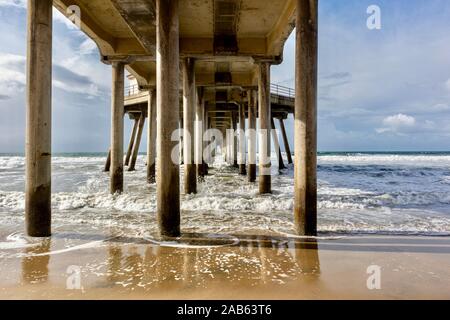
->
[318, 154, 450, 167]
[0, 157, 24, 170]
[0, 232, 39, 250]
[1, 153, 450, 236]
[1, 186, 450, 215]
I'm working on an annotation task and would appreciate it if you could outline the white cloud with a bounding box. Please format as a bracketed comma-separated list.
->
[383, 114, 416, 127]
[0, 0, 25, 8]
[376, 114, 416, 134]
[0, 52, 102, 98]
[53, 79, 99, 96]
[0, 53, 26, 98]
[0, 2, 81, 31]
[78, 38, 98, 56]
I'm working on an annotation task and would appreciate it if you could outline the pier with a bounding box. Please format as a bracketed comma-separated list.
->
[25, 0, 318, 238]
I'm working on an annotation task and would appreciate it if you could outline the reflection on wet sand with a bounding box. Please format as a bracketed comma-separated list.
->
[21, 239, 51, 285]
[99, 235, 320, 292]
[295, 239, 320, 275]
[11, 233, 449, 299]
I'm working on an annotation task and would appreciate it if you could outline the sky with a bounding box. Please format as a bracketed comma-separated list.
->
[0, 0, 449, 153]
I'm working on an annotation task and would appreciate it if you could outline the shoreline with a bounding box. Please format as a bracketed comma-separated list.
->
[1, 232, 449, 300]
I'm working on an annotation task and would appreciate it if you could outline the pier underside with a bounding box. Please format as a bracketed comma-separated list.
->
[26, 0, 318, 238]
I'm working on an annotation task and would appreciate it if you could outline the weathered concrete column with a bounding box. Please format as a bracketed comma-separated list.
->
[247, 90, 257, 182]
[147, 89, 157, 183]
[271, 117, 286, 170]
[25, 0, 52, 237]
[156, 0, 180, 237]
[183, 57, 197, 194]
[128, 112, 145, 171]
[224, 127, 228, 160]
[232, 112, 238, 167]
[195, 88, 204, 178]
[238, 103, 246, 175]
[202, 110, 209, 175]
[104, 149, 111, 172]
[110, 61, 125, 194]
[294, 0, 318, 236]
[279, 118, 293, 164]
[258, 62, 272, 194]
[179, 118, 184, 165]
[125, 118, 139, 166]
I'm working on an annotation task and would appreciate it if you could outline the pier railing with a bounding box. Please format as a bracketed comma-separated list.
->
[125, 84, 140, 97]
[270, 83, 295, 99]
[125, 83, 295, 99]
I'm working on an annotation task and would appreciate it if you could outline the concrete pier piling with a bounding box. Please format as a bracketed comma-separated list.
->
[128, 112, 145, 171]
[271, 117, 286, 170]
[147, 90, 157, 183]
[247, 90, 257, 182]
[279, 118, 293, 164]
[156, 0, 180, 237]
[202, 111, 209, 175]
[179, 118, 184, 165]
[294, 0, 318, 236]
[238, 103, 247, 175]
[104, 149, 111, 172]
[125, 118, 139, 166]
[25, 0, 52, 237]
[22, 1, 313, 238]
[195, 88, 204, 178]
[258, 62, 272, 194]
[183, 57, 197, 194]
[110, 62, 125, 194]
[225, 126, 230, 164]
[232, 112, 238, 168]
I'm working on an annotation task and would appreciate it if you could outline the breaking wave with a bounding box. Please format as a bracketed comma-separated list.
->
[0, 152, 450, 236]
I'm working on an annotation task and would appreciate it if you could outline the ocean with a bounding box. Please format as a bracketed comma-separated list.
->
[1, 152, 450, 243]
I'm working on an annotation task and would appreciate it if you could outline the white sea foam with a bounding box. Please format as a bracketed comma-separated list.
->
[0, 233, 38, 250]
[318, 154, 450, 167]
[0, 157, 24, 170]
[0, 153, 449, 236]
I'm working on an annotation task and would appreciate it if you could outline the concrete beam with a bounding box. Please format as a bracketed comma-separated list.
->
[54, 0, 115, 56]
[267, 0, 297, 57]
[110, 0, 156, 53]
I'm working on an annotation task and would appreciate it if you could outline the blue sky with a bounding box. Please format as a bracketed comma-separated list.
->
[0, 0, 449, 152]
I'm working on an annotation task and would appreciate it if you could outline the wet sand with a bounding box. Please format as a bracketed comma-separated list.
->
[0, 231, 449, 299]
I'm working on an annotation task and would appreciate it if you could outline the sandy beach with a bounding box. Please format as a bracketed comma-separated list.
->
[1, 231, 449, 300]
[1, 154, 450, 299]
